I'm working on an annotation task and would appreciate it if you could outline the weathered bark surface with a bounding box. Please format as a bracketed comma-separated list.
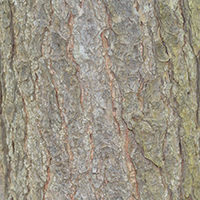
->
[0, 0, 200, 199]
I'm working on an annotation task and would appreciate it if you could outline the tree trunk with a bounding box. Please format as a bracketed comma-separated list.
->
[0, 0, 200, 199]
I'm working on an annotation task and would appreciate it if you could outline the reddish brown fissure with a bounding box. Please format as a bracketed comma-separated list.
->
[50, 10, 82, 199]
[125, 129, 140, 200]
[101, 6, 140, 199]
[43, 155, 52, 200]
[44, 165, 51, 192]
[7, 1, 32, 199]
[87, 124, 94, 166]
[101, 30, 121, 136]
[64, 9, 79, 172]
[48, 47, 73, 198]
[37, 126, 52, 200]
[8, 3, 15, 196]
[20, 92, 31, 199]
[18, 69, 31, 200]
[101, 3, 123, 137]
[67, 12, 84, 111]
[20, 93, 29, 152]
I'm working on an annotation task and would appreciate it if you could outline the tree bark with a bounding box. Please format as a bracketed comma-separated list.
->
[0, 0, 200, 199]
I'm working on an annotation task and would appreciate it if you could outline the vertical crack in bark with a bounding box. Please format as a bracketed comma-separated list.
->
[101, 5, 141, 198]
[154, 0, 169, 56]
[47, 60, 74, 197]
[20, 93, 29, 153]
[119, 89, 140, 198]
[37, 126, 52, 200]
[49, 9, 80, 198]
[70, 186, 77, 200]
[67, 12, 84, 111]
[122, 113, 160, 170]
[159, 167, 173, 200]
[19, 91, 30, 200]
[58, 13, 74, 161]
[8, 0, 16, 172]
[153, 2, 183, 198]
[88, 176, 99, 199]
[2, 1, 16, 198]
[121, 84, 161, 198]
[8, 0, 15, 72]
[86, 80, 97, 174]
[172, 95, 185, 199]
[160, 33, 169, 56]
[177, 123, 184, 199]
[134, 132, 160, 169]
[162, 127, 167, 162]
[42, 4, 54, 197]
[43, 151, 52, 200]
[161, 116, 175, 198]
[179, 0, 186, 60]
[101, 7, 121, 136]
[179, 0, 192, 94]
[88, 124, 94, 168]
[125, 129, 140, 200]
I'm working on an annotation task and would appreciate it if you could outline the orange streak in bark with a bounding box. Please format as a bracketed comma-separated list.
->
[20, 93, 29, 152]
[65, 125, 73, 161]
[90, 138, 94, 161]
[101, 30, 121, 136]
[89, 128, 94, 161]
[80, 84, 84, 111]
[49, 60, 73, 162]
[43, 165, 51, 199]
[125, 129, 140, 200]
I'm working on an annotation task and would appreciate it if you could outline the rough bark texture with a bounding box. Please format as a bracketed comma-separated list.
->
[0, 0, 200, 199]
